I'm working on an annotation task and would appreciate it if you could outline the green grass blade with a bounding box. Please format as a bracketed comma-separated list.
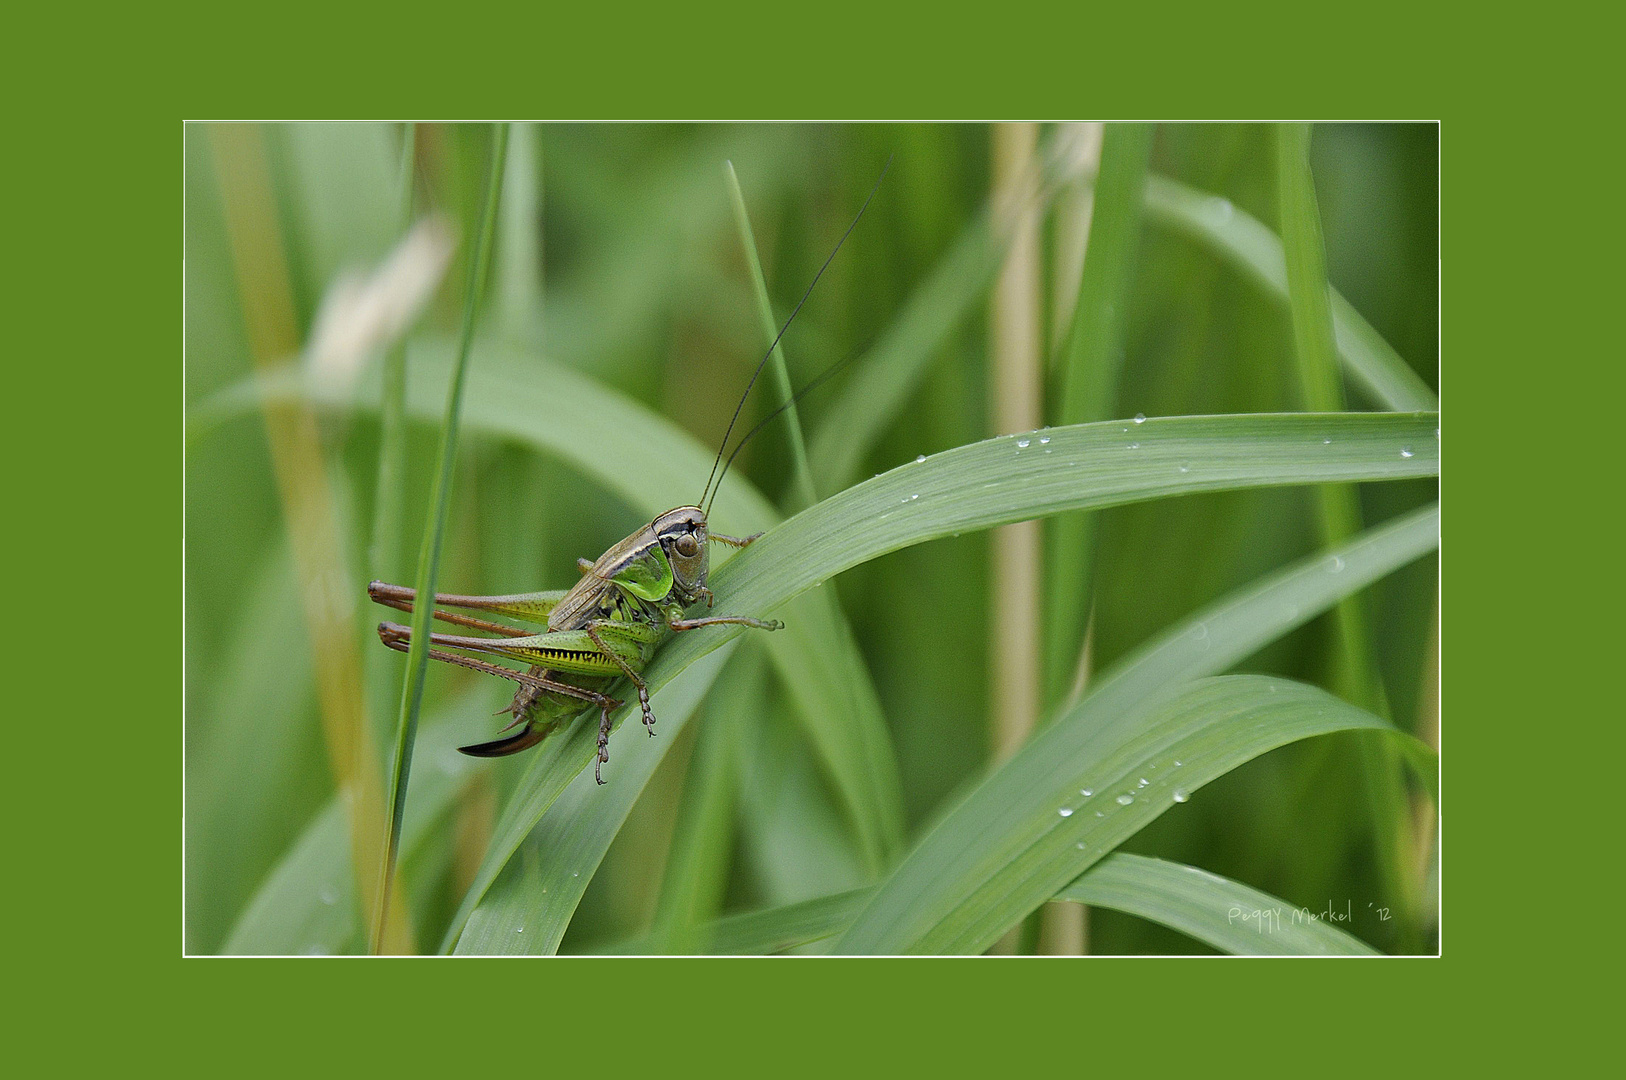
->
[223, 686, 494, 955]
[1054, 853, 1380, 956]
[806, 139, 1081, 493]
[727, 161, 904, 868]
[1044, 122, 1154, 706]
[682, 412, 1436, 659]
[836, 675, 1420, 953]
[599, 843, 1384, 957]
[834, 501, 1437, 954]
[726, 160, 817, 509]
[594, 887, 872, 956]
[1142, 172, 1436, 412]
[1277, 122, 1419, 944]
[186, 544, 322, 953]
[371, 123, 508, 954]
[449, 646, 733, 955]
[364, 123, 416, 753]
[644, 645, 766, 954]
[1084, 502, 1437, 717]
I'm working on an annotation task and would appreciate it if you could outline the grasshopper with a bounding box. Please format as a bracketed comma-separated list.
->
[369, 510, 780, 782]
[369, 162, 887, 783]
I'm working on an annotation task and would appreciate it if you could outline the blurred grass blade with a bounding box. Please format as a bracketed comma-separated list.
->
[372, 123, 508, 954]
[1276, 122, 1419, 944]
[835, 501, 1437, 954]
[645, 645, 766, 954]
[186, 544, 320, 953]
[1044, 123, 1153, 706]
[1142, 172, 1436, 412]
[726, 160, 817, 509]
[836, 675, 1423, 953]
[223, 686, 495, 955]
[449, 647, 733, 954]
[365, 123, 417, 753]
[594, 886, 872, 956]
[808, 140, 1081, 492]
[727, 162, 904, 868]
[1055, 853, 1380, 956]
[599, 845, 1383, 956]
[1086, 502, 1437, 718]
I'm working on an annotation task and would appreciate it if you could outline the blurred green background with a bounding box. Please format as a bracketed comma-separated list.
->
[184, 122, 1438, 955]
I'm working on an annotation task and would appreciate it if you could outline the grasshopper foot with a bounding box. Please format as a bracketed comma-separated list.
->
[637, 685, 657, 736]
[595, 704, 614, 785]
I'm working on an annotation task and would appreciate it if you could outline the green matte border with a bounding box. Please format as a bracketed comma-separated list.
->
[14, 0, 1576, 1068]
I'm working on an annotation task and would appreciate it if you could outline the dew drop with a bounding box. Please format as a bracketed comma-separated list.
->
[1178, 463, 1190, 473]
[1095, 811, 1104, 817]
[1326, 555, 1345, 573]
[1138, 777, 1149, 787]
[1116, 793, 1135, 806]
[1017, 438, 1030, 448]
[1133, 413, 1146, 424]
[1076, 841, 1087, 850]
[516, 926, 525, 933]
[319, 886, 337, 906]
[1058, 807, 1074, 817]
[1173, 760, 1183, 767]
[910, 493, 919, 501]
[1039, 435, 1051, 445]
[915, 454, 927, 463]
[1323, 437, 1332, 445]
[1400, 446, 1414, 459]
[1173, 788, 1190, 804]
[1080, 788, 1093, 798]
[1209, 196, 1234, 222]
[1128, 441, 1140, 450]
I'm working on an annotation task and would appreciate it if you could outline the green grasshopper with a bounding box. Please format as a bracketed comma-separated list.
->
[369, 511, 779, 783]
[369, 162, 887, 783]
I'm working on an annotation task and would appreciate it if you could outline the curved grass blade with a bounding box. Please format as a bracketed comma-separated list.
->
[727, 162, 903, 867]
[592, 886, 872, 956]
[835, 502, 1438, 955]
[449, 646, 732, 955]
[644, 645, 766, 955]
[223, 685, 495, 955]
[596, 845, 1383, 957]
[1044, 122, 1153, 706]
[591, 504, 1438, 956]
[372, 124, 508, 954]
[1054, 853, 1380, 956]
[1142, 173, 1437, 412]
[675, 412, 1437, 671]
[835, 675, 1424, 953]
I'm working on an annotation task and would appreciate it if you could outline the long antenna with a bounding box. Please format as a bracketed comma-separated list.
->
[699, 155, 892, 510]
[704, 336, 872, 516]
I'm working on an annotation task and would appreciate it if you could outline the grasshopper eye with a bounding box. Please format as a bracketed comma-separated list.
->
[674, 534, 700, 558]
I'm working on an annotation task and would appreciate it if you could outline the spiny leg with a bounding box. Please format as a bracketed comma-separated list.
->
[368, 581, 564, 629]
[710, 531, 763, 548]
[586, 622, 656, 736]
[376, 622, 617, 709]
[595, 700, 614, 784]
[670, 614, 784, 632]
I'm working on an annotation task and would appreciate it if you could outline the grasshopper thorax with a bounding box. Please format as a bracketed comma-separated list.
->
[651, 505, 710, 602]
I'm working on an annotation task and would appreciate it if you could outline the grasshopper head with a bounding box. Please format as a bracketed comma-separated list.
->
[653, 505, 710, 599]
